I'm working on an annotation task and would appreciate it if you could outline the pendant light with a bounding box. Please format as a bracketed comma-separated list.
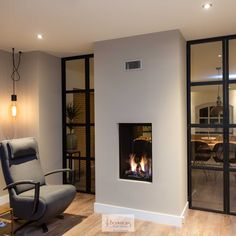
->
[210, 67, 223, 117]
[11, 48, 22, 117]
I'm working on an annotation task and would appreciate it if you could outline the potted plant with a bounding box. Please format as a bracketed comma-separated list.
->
[66, 103, 81, 150]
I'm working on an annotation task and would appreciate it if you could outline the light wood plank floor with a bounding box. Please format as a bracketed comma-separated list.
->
[2, 193, 236, 235]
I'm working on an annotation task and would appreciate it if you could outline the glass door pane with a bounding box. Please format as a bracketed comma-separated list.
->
[90, 58, 94, 89]
[229, 172, 236, 213]
[189, 37, 236, 214]
[192, 169, 223, 211]
[191, 128, 223, 168]
[191, 85, 224, 124]
[64, 55, 95, 193]
[229, 39, 236, 80]
[191, 42, 222, 82]
[229, 128, 236, 169]
[66, 59, 85, 90]
[66, 93, 86, 124]
[229, 39, 236, 213]
[229, 84, 236, 124]
[189, 40, 224, 213]
[75, 159, 87, 192]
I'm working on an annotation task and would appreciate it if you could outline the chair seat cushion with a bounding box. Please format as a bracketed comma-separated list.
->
[19, 184, 76, 222]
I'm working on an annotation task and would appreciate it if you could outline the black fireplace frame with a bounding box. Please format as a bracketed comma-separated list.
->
[119, 123, 153, 182]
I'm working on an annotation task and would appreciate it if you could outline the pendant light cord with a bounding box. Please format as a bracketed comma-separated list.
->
[216, 66, 221, 98]
[11, 48, 22, 95]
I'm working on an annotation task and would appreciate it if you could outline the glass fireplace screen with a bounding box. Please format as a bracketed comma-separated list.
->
[119, 123, 152, 182]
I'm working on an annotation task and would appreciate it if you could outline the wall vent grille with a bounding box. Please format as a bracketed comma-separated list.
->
[125, 60, 142, 71]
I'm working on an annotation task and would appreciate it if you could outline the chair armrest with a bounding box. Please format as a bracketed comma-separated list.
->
[3, 180, 40, 214]
[44, 168, 72, 177]
[45, 168, 75, 185]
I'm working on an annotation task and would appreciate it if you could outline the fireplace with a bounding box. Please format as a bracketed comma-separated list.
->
[119, 123, 152, 182]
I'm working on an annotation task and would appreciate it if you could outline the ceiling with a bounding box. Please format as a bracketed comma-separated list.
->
[1, 0, 236, 57]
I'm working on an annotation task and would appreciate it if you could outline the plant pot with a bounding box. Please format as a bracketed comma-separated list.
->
[67, 134, 78, 150]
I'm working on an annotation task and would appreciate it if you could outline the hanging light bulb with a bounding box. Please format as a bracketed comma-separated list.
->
[10, 48, 22, 118]
[11, 94, 17, 117]
[210, 67, 223, 117]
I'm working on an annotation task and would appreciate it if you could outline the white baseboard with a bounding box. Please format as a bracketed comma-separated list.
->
[180, 202, 189, 224]
[94, 201, 189, 227]
[0, 194, 9, 205]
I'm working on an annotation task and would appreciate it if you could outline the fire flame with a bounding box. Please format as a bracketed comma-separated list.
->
[140, 156, 147, 171]
[129, 154, 148, 172]
[130, 154, 137, 172]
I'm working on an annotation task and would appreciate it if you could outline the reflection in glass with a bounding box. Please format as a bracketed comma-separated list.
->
[191, 42, 222, 82]
[192, 169, 223, 211]
[66, 59, 85, 90]
[191, 128, 223, 167]
[191, 85, 224, 124]
[229, 39, 236, 80]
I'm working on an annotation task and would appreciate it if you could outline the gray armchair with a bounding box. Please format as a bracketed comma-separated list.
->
[0, 137, 76, 233]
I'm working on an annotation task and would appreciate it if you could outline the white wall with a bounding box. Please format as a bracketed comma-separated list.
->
[37, 52, 62, 184]
[94, 30, 187, 221]
[0, 50, 62, 198]
[0, 50, 12, 196]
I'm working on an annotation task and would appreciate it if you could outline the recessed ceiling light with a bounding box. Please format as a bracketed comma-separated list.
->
[218, 54, 222, 58]
[37, 34, 43, 40]
[202, 3, 212, 9]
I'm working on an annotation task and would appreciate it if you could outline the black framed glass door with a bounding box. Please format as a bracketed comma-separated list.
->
[62, 54, 95, 194]
[187, 35, 236, 214]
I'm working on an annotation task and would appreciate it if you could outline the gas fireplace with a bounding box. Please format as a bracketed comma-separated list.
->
[119, 123, 152, 182]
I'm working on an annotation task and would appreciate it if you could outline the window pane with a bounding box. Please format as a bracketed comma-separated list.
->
[199, 107, 208, 117]
[192, 169, 223, 211]
[191, 128, 223, 168]
[229, 39, 236, 80]
[199, 118, 208, 124]
[210, 118, 221, 124]
[191, 42, 222, 82]
[66, 59, 85, 90]
[191, 85, 224, 124]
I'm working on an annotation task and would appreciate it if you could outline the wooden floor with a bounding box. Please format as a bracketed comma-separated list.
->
[2, 193, 236, 235]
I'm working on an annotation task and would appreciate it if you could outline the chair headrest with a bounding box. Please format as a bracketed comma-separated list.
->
[7, 137, 37, 159]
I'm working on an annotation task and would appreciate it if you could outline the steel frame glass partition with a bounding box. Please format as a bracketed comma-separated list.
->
[187, 34, 236, 214]
[62, 54, 95, 194]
